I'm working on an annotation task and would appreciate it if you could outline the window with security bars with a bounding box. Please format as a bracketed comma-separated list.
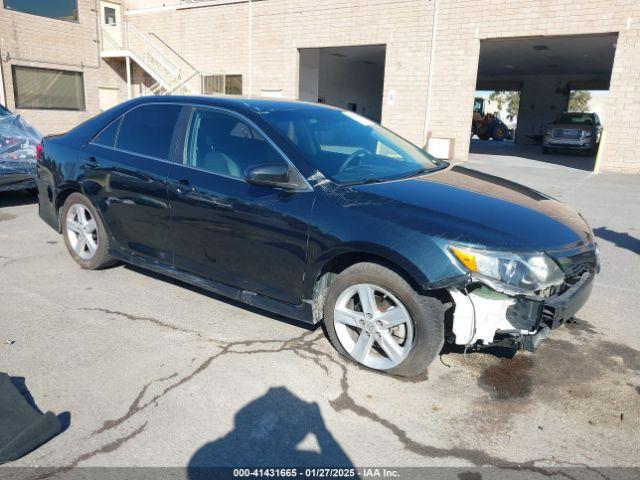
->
[202, 74, 243, 96]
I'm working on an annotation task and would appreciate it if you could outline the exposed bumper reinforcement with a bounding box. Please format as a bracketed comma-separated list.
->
[449, 272, 594, 351]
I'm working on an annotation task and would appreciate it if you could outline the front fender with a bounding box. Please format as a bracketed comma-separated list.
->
[303, 238, 465, 299]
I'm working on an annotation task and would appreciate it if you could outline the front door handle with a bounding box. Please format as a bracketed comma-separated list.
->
[174, 179, 193, 195]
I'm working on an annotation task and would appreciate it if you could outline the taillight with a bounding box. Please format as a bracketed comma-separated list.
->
[36, 143, 43, 161]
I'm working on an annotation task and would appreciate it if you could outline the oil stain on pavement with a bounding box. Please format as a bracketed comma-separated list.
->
[435, 318, 640, 446]
[479, 355, 533, 400]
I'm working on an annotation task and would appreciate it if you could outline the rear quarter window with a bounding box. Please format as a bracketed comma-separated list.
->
[92, 117, 122, 148]
[116, 104, 182, 159]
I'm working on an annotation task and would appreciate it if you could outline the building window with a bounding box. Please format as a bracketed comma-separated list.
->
[224, 75, 242, 95]
[104, 6, 116, 25]
[12, 66, 86, 110]
[3, 0, 79, 22]
[202, 74, 243, 96]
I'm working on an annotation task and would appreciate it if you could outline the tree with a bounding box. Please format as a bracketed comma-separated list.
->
[568, 90, 592, 112]
[488, 91, 520, 121]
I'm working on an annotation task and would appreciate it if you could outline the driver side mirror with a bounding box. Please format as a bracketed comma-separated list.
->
[245, 162, 290, 187]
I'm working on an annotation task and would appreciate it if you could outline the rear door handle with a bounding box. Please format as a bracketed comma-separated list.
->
[85, 156, 101, 169]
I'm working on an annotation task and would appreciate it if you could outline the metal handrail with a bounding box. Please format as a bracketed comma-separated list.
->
[100, 20, 201, 95]
[124, 22, 180, 78]
[168, 71, 201, 94]
[148, 32, 199, 75]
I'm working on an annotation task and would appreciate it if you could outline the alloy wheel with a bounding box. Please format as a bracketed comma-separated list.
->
[66, 204, 99, 260]
[333, 283, 414, 370]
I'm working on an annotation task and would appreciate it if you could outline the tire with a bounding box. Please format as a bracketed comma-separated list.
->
[323, 262, 444, 377]
[492, 125, 507, 141]
[60, 193, 117, 270]
[542, 147, 550, 154]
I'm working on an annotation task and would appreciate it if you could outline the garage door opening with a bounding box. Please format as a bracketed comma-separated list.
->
[298, 45, 386, 122]
[470, 33, 617, 172]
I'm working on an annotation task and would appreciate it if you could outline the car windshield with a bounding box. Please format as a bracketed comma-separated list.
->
[257, 107, 440, 184]
[554, 113, 595, 125]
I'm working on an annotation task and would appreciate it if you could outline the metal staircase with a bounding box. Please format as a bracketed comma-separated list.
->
[100, 22, 201, 96]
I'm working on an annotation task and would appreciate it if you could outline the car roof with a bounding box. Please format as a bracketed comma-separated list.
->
[128, 95, 342, 116]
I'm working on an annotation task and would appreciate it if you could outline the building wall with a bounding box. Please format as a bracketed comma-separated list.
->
[0, 0, 127, 134]
[1, 0, 638, 172]
[125, 0, 640, 173]
[125, 0, 434, 146]
[428, 0, 640, 173]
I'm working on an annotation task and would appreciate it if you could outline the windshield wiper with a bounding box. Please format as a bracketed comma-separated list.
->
[343, 177, 383, 186]
[343, 163, 449, 186]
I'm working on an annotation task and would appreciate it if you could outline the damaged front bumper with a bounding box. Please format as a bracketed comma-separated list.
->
[448, 272, 594, 352]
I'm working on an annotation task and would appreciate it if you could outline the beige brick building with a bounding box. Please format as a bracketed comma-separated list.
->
[1, 0, 639, 173]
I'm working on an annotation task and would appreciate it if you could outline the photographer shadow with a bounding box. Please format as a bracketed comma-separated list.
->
[188, 387, 357, 479]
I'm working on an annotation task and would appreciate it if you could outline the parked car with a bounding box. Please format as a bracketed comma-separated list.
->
[0, 104, 42, 193]
[542, 112, 602, 155]
[36, 97, 599, 377]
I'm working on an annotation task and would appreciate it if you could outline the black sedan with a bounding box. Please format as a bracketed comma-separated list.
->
[36, 96, 599, 376]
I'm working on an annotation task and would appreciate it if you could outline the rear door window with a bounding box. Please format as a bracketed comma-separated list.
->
[117, 104, 182, 160]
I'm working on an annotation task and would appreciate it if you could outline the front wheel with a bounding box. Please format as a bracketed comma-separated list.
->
[61, 193, 117, 270]
[323, 263, 444, 377]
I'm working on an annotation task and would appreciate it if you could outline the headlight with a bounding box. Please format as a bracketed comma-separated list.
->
[450, 245, 565, 293]
[582, 130, 592, 137]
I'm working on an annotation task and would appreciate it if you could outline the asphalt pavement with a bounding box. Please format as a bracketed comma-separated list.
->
[0, 147, 638, 477]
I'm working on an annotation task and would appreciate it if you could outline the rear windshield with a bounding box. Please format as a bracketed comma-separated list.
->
[554, 113, 595, 125]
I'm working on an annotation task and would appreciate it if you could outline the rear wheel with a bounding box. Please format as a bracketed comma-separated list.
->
[492, 125, 507, 141]
[323, 263, 444, 377]
[61, 193, 116, 270]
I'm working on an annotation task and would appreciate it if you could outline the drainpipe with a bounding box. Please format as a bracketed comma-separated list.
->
[0, 49, 7, 107]
[126, 56, 132, 99]
[423, 0, 439, 146]
[248, 0, 253, 97]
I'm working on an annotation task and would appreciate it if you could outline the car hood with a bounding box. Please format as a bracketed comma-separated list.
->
[351, 165, 593, 251]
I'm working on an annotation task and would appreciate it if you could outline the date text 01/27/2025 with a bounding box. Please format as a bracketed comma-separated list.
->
[232, 468, 400, 478]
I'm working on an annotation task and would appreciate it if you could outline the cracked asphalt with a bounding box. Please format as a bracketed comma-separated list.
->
[1, 149, 639, 476]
